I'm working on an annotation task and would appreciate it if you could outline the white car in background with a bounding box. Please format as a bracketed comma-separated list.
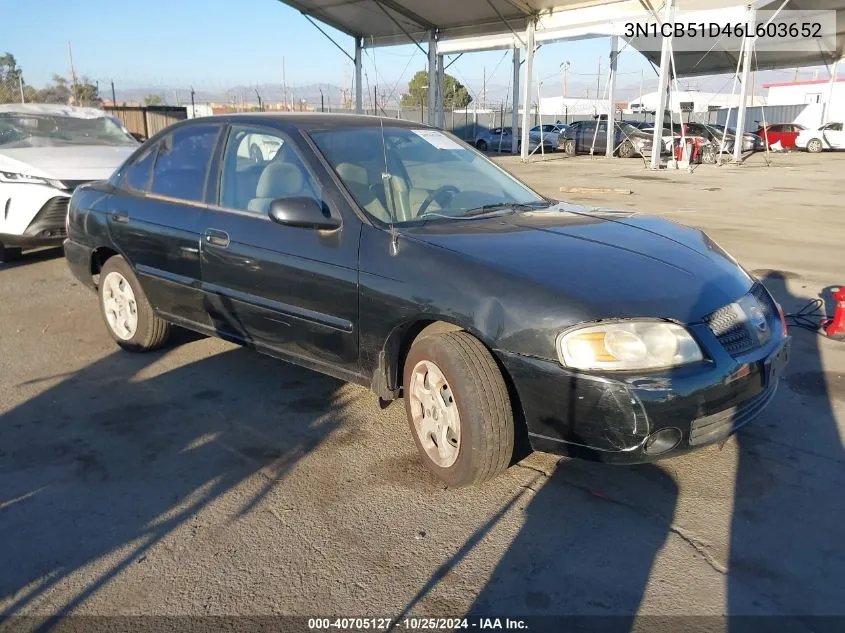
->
[0, 104, 138, 262]
[795, 122, 845, 153]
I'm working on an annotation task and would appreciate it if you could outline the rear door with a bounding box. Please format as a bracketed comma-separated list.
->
[198, 123, 362, 379]
[107, 123, 222, 326]
[823, 123, 845, 148]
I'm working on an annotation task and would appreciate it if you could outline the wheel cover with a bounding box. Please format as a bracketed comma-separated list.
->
[102, 271, 139, 340]
[409, 359, 461, 468]
[809, 139, 821, 152]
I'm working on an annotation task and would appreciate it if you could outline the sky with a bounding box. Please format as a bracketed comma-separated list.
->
[5, 0, 818, 106]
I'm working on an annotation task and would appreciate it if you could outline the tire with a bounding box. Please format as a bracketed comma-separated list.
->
[475, 140, 488, 152]
[403, 331, 514, 487]
[807, 138, 823, 153]
[564, 139, 576, 156]
[98, 255, 171, 352]
[0, 245, 23, 263]
[618, 140, 636, 158]
[701, 145, 717, 164]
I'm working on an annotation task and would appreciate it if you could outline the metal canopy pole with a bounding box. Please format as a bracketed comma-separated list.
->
[428, 31, 437, 126]
[606, 35, 619, 158]
[512, 47, 520, 154]
[354, 37, 363, 113]
[823, 58, 840, 124]
[650, 0, 674, 170]
[520, 19, 536, 162]
[437, 54, 446, 128]
[733, 6, 756, 162]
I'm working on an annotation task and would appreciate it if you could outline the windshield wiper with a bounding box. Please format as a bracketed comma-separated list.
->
[461, 201, 550, 217]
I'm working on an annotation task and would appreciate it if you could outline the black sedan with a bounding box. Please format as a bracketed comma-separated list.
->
[64, 114, 790, 487]
[559, 120, 661, 157]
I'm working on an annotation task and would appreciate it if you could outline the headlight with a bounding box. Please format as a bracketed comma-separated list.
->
[0, 171, 58, 187]
[557, 321, 703, 371]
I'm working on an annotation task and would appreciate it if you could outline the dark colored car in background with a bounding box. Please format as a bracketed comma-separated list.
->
[65, 114, 790, 487]
[559, 120, 659, 157]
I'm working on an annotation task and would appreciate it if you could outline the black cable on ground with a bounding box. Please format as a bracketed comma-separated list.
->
[785, 298, 826, 333]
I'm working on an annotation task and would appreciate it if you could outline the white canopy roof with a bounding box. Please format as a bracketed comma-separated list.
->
[279, 0, 845, 76]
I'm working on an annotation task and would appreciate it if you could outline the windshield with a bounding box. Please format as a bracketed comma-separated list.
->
[616, 122, 642, 135]
[310, 126, 548, 225]
[0, 113, 138, 149]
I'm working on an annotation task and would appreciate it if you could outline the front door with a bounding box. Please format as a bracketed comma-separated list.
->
[106, 123, 222, 326]
[198, 124, 362, 380]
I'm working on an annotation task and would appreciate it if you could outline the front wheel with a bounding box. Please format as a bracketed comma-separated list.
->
[564, 139, 576, 156]
[475, 140, 488, 152]
[700, 145, 717, 164]
[807, 138, 824, 153]
[99, 255, 171, 352]
[403, 331, 514, 487]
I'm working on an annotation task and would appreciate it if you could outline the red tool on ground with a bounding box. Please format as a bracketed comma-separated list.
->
[823, 287, 845, 341]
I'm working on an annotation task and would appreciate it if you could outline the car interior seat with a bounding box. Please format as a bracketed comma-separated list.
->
[247, 162, 305, 214]
[334, 162, 390, 222]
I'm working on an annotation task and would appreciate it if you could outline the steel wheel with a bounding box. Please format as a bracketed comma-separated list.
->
[408, 359, 461, 468]
[807, 138, 823, 153]
[102, 271, 139, 340]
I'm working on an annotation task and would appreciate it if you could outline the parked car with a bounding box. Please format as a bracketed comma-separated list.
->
[795, 122, 845, 153]
[0, 104, 139, 262]
[65, 114, 790, 487]
[474, 127, 554, 153]
[530, 123, 568, 148]
[559, 120, 660, 157]
[755, 123, 806, 150]
[682, 122, 764, 155]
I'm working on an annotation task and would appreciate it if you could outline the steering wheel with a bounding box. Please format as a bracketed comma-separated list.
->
[417, 185, 460, 217]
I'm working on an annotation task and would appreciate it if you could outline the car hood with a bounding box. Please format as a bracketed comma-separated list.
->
[401, 203, 753, 323]
[0, 146, 136, 181]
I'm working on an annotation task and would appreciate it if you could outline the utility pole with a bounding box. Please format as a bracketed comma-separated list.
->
[639, 70, 644, 110]
[596, 56, 602, 100]
[320, 87, 325, 112]
[111, 80, 117, 106]
[561, 61, 570, 99]
[482, 66, 486, 110]
[68, 41, 79, 103]
[190, 86, 196, 117]
[19, 74, 24, 103]
[255, 88, 262, 111]
[282, 57, 288, 111]
[374, 85, 378, 115]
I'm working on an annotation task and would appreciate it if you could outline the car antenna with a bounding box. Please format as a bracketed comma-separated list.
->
[379, 118, 400, 256]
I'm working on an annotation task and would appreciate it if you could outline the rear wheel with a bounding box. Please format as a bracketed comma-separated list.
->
[98, 255, 171, 352]
[0, 245, 23, 263]
[700, 145, 717, 164]
[403, 331, 514, 487]
[564, 139, 576, 156]
[475, 140, 488, 151]
[618, 140, 636, 158]
[807, 138, 823, 153]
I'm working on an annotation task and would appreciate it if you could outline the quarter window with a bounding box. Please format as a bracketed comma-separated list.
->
[219, 126, 322, 214]
[123, 143, 158, 192]
[149, 125, 219, 202]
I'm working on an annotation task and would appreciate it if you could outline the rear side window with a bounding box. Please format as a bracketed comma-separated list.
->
[149, 125, 220, 202]
[123, 143, 158, 192]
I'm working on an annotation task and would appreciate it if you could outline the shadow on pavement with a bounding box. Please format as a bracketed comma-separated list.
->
[0, 344, 356, 617]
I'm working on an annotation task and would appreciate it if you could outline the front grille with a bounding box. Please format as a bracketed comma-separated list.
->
[689, 381, 778, 446]
[704, 283, 775, 357]
[24, 196, 69, 238]
[704, 303, 756, 356]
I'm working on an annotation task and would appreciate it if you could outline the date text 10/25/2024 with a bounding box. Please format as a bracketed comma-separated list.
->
[308, 618, 528, 631]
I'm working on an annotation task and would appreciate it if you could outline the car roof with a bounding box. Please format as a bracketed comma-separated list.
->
[188, 112, 433, 132]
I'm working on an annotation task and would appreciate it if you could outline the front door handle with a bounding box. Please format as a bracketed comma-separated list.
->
[204, 229, 230, 248]
[111, 211, 129, 223]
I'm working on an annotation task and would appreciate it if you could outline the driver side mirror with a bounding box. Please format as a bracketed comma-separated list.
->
[268, 197, 340, 231]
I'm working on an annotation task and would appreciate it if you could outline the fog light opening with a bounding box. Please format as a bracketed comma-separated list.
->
[644, 427, 682, 456]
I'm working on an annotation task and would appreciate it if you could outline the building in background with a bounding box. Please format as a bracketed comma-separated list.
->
[763, 78, 844, 125]
[625, 90, 762, 114]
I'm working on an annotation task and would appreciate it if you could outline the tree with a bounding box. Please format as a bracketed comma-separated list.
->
[144, 93, 163, 106]
[0, 52, 24, 103]
[400, 70, 472, 109]
[34, 74, 71, 105]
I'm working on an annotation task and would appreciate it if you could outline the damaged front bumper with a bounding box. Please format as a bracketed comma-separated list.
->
[496, 327, 790, 464]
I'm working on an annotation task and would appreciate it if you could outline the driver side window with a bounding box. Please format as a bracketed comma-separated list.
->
[219, 126, 322, 215]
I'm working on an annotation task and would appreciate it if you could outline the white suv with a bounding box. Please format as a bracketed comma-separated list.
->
[0, 104, 138, 262]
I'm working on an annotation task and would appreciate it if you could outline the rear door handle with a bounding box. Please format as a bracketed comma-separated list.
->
[204, 229, 230, 248]
[111, 212, 129, 223]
